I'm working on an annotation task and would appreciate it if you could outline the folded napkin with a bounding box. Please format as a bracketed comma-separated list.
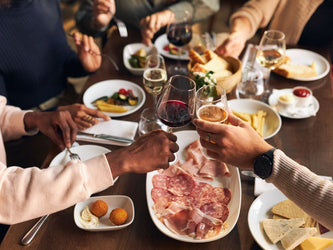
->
[254, 175, 332, 196]
[76, 119, 138, 146]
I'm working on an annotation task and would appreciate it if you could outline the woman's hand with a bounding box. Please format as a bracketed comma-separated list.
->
[193, 113, 272, 169]
[92, 0, 115, 30]
[58, 104, 110, 130]
[73, 32, 102, 72]
[140, 10, 174, 46]
[107, 130, 179, 177]
[215, 31, 247, 58]
[24, 111, 77, 150]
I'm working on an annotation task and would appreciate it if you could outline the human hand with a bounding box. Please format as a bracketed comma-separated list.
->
[140, 10, 174, 46]
[193, 113, 272, 169]
[73, 32, 102, 72]
[24, 111, 77, 150]
[215, 31, 247, 58]
[92, 0, 115, 30]
[58, 104, 111, 130]
[106, 130, 179, 177]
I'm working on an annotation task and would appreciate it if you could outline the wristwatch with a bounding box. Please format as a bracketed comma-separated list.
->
[253, 148, 276, 179]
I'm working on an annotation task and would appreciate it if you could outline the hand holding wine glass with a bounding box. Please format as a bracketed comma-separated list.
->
[156, 75, 196, 130]
[166, 10, 192, 75]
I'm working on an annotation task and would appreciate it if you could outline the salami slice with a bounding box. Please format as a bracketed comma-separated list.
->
[200, 202, 229, 222]
[167, 173, 195, 196]
[152, 174, 170, 189]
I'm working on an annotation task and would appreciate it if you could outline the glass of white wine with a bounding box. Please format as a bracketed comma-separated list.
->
[143, 54, 168, 105]
[256, 30, 286, 70]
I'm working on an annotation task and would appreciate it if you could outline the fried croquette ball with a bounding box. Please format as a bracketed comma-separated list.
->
[90, 200, 108, 217]
[109, 208, 128, 225]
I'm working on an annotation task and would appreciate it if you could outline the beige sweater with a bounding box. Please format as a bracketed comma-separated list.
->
[0, 97, 114, 224]
[267, 149, 333, 230]
[230, 0, 324, 45]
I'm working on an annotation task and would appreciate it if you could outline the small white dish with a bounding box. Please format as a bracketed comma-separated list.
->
[146, 130, 241, 243]
[292, 86, 313, 108]
[284, 49, 330, 81]
[269, 89, 319, 119]
[74, 195, 134, 231]
[83, 79, 146, 117]
[123, 43, 152, 75]
[228, 99, 282, 140]
[154, 33, 189, 60]
[248, 189, 333, 250]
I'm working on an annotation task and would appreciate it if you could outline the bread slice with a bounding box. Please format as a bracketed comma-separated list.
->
[299, 236, 333, 250]
[280, 227, 317, 250]
[262, 218, 305, 244]
[213, 69, 233, 79]
[202, 57, 229, 73]
[189, 49, 206, 65]
[191, 63, 207, 73]
[204, 50, 219, 61]
[273, 57, 317, 79]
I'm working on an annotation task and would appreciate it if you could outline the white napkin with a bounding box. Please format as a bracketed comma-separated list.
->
[254, 175, 332, 196]
[76, 119, 138, 146]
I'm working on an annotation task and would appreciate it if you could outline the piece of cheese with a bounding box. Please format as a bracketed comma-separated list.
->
[300, 237, 333, 250]
[281, 227, 317, 250]
[272, 200, 309, 222]
[262, 218, 305, 244]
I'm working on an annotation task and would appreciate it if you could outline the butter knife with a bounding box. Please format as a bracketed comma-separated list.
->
[77, 131, 134, 143]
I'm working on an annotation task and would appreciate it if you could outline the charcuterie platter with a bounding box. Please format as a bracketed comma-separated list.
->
[146, 130, 241, 243]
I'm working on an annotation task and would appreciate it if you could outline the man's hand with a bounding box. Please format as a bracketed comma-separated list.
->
[73, 32, 102, 72]
[107, 130, 179, 178]
[58, 104, 110, 130]
[24, 111, 77, 150]
[93, 0, 115, 30]
[140, 10, 174, 46]
[215, 31, 247, 58]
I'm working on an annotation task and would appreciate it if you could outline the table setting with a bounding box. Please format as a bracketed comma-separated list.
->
[1, 18, 333, 250]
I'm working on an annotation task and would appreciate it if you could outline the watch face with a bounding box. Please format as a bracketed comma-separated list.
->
[254, 152, 274, 179]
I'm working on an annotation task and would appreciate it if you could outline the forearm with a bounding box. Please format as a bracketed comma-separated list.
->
[0, 155, 113, 224]
[230, 16, 253, 40]
[267, 149, 333, 230]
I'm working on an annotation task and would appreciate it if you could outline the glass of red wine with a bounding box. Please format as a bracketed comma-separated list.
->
[156, 75, 196, 131]
[166, 10, 192, 75]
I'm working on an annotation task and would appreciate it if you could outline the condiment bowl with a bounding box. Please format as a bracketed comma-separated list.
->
[292, 86, 313, 108]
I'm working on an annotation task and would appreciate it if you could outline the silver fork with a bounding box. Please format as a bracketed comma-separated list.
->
[66, 147, 81, 160]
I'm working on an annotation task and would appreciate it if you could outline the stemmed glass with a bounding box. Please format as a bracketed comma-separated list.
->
[196, 84, 228, 158]
[166, 10, 192, 75]
[156, 75, 196, 131]
[256, 30, 286, 98]
[139, 54, 168, 135]
[143, 54, 168, 106]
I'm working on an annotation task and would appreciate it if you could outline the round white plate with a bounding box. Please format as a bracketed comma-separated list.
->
[154, 33, 189, 60]
[283, 49, 330, 81]
[49, 144, 118, 185]
[83, 79, 146, 117]
[74, 195, 134, 231]
[146, 130, 241, 243]
[268, 89, 319, 119]
[228, 99, 282, 140]
[248, 189, 333, 250]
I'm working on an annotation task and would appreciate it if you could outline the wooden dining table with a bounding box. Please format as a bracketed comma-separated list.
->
[1, 28, 332, 250]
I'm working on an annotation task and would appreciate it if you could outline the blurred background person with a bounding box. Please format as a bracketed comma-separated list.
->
[76, 0, 219, 45]
[194, 113, 333, 231]
[215, 0, 333, 58]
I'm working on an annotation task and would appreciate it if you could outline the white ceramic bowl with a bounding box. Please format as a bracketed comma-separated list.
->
[292, 86, 313, 108]
[228, 99, 282, 140]
[123, 43, 152, 75]
[74, 195, 134, 231]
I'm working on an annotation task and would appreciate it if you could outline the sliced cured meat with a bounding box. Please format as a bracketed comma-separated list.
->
[167, 173, 195, 196]
[200, 202, 229, 222]
[152, 174, 170, 189]
[180, 158, 200, 177]
[161, 163, 182, 177]
[185, 139, 206, 166]
[211, 187, 231, 205]
[199, 160, 230, 179]
[151, 187, 171, 202]
[190, 182, 213, 207]
[163, 209, 190, 235]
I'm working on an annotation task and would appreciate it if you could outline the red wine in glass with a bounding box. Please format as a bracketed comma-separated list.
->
[157, 100, 193, 127]
[167, 25, 193, 47]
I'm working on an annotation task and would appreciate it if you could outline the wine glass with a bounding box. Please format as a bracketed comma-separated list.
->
[256, 30, 286, 100]
[196, 84, 228, 158]
[143, 54, 167, 106]
[166, 10, 192, 75]
[156, 75, 196, 131]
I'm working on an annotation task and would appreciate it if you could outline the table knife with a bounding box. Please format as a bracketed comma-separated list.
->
[77, 131, 134, 143]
